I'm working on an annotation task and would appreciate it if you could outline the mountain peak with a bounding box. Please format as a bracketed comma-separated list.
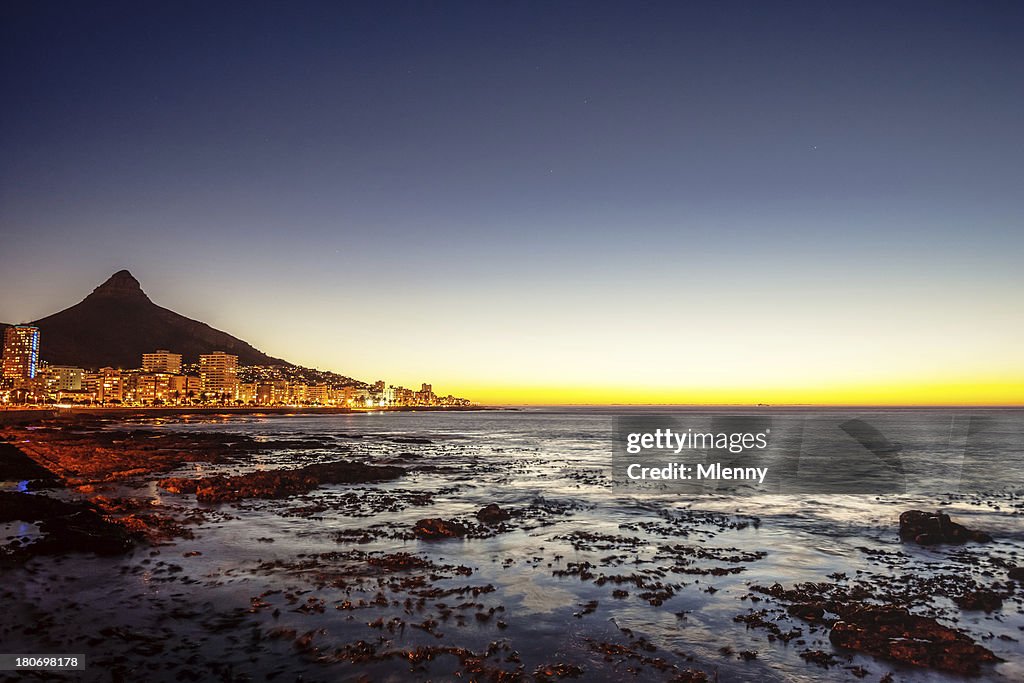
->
[89, 270, 149, 301]
[31, 269, 290, 368]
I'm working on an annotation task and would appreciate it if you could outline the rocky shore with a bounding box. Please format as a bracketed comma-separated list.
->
[1, 415, 1021, 681]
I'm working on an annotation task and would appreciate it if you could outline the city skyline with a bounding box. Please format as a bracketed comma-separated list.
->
[1, 322, 467, 408]
[2, 2, 1022, 406]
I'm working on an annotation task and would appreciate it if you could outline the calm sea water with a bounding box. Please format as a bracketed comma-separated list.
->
[5, 408, 1023, 682]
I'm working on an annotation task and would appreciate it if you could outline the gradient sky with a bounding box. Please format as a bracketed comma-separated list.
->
[2, 1, 1022, 404]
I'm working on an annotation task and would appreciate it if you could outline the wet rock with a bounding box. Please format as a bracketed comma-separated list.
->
[475, 503, 510, 524]
[787, 603, 826, 622]
[0, 423, 259, 484]
[115, 513, 195, 542]
[898, 510, 992, 545]
[413, 518, 467, 539]
[157, 478, 199, 494]
[799, 649, 840, 668]
[1008, 566, 1024, 581]
[366, 552, 436, 572]
[391, 436, 432, 445]
[0, 492, 135, 559]
[158, 461, 404, 503]
[0, 440, 59, 481]
[828, 605, 1001, 675]
[533, 663, 584, 679]
[573, 600, 598, 618]
[733, 609, 803, 643]
[953, 589, 1003, 612]
[39, 511, 135, 555]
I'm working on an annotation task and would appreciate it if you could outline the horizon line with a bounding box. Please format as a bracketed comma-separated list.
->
[487, 402, 1024, 408]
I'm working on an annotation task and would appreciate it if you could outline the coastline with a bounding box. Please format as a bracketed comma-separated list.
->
[1, 410, 1021, 681]
[3, 404, 1018, 428]
[0, 404, 505, 427]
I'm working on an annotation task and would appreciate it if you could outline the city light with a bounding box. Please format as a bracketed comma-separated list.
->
[0, 329, 471, 409]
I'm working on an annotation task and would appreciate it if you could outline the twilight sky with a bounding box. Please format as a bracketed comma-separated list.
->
[2, 1, 1022, 404]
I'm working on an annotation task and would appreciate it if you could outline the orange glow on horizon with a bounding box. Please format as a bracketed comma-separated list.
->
[448, 374, 1024, 407]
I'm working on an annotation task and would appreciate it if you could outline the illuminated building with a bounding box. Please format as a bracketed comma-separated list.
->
[255, 380, 288, 405]
[134, 372, 172, 404]
[288, 383, 308, 404]
[417, 382, 435, 405]
[256, 383, 274, 405]
[41, 365, 84, 392]
[169, 374, 201, 402]
[391, 386, 414, 405]
[142, 350, 182, 374]
[237, 383, 257, 404]
[331, 385, 357, 405]
[2, 326, 40, 379]
[84, 368, 124, 404]
[199, 352, 239, 398]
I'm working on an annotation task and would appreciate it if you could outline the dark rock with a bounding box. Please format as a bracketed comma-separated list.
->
[1008, 566, 1024, 581]
[954, 590, 1003, 612]
[533, 663, 584, 679]
[799, 649, 840, 668]
[787, 603, 826, 622]
[898, 510, 992, 545]
[158, 477, 200, 495]
[0, 441, 58, 481]
[39, 510, 135, 555]
[1, 423, 270, 485]
[476, 503, 510, 524]
[0, 492, 135, 559]
[159, 461, 403, 503]
[413, 518, 467, 540]
[828, 605, 1001, 675]
[0, 491, 85, 524]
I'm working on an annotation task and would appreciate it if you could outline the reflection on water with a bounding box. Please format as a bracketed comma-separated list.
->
[4, 408, 1023, 681]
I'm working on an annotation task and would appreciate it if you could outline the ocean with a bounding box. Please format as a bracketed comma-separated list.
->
[3, 407, 1023, 681]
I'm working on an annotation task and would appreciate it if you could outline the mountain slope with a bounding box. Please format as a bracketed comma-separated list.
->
[28, 271, 290, 369]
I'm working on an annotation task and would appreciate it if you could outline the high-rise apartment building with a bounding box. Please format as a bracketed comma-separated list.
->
[2, 326, 40, 379]
[307, 384, 329, 404]
[134, 372, 173, 404]
[199, 351, 239, 397]
[142, 350, 182, 374]
[84, 368, 124, 404]
[256, 380, 288, 405]
[41, 365, 85, 391]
